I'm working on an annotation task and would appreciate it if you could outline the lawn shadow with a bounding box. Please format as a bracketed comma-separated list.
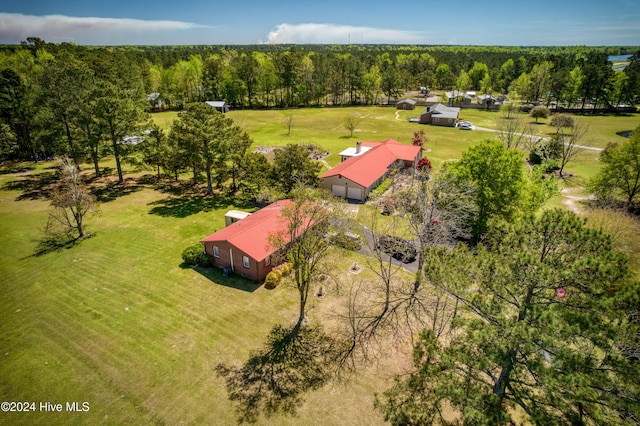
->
[1, 170, 58, 201]
[91, 177, 143, 202]
[136, 174, 200, 196]
[0, 162, 36, 175]
[28, 233, 94, 258]
[148, 193, 255, 218]
[184, 264, 261, 293]
[215, 323, 336, 423]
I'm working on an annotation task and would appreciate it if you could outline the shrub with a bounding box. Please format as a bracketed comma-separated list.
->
[530, 105, 550, 123]
[182, 243, 208, 267]
[542, 159, 560, 173]
[529, 150, 543, 165]
[197, 252, 213, 267]
[264, 271, 280, 289]
[271, 269, 283, 280]
[182, 243, 204, 266]
[280, 262, 293, 276]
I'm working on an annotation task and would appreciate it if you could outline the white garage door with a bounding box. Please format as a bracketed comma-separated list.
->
[347, 186, 362, 200]
[331, 184, 346, 198]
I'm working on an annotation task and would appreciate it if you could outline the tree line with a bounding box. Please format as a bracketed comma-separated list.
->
[1, 38, 640, 162]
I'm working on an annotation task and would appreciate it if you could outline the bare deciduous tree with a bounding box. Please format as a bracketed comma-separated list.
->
[332, 208, 410, 370]
[496, 103, 534, 150]
[331, 170, 479, 374]
[46, 156, 99, 239]
[395, 167, 477, 295]
[269, 188, 342, 335]
[552, 118, 590, 177]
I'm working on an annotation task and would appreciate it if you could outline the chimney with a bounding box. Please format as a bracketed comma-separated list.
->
[356, 141, 362, 154]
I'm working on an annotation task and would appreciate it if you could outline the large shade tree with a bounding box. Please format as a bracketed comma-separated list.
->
[590, 125, 640, 208]
[169, 102, 243, 195]
[271, 144, 321, 195]
[94, 82, 149, 184]
[39, 53, 95, 166]
[449, 139, 528, 241]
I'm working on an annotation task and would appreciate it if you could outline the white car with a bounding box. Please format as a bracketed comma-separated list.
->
[457, 121, 473, 130]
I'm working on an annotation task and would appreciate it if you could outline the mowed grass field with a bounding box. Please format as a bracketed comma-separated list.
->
[0, 170, 402, 425]
[1, 105, 638, 425]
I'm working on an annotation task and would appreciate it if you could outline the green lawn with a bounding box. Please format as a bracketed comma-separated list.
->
[0, 161, 404, 425]
[1, 105, 638, 425]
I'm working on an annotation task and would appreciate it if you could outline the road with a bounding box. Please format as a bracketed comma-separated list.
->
[472, 125, 603, 151]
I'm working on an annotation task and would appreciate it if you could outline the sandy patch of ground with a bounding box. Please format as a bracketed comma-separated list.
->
[560, 187, 594, 214]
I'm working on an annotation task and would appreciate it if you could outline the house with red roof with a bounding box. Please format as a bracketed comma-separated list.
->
[200, 200, 292, 281]
[320, 140, 421, 201]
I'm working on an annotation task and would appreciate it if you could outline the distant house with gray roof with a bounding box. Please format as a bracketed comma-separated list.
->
[445, 90, 473, 106]
[205, 101, 230, 113]
[396, 99, 417, 110]
[477, 94, 497, 106]
[418, 103, 460, 127]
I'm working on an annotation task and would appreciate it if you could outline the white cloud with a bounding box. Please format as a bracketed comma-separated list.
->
[265, 23, 426, 44]
[0, 13, 207, 44]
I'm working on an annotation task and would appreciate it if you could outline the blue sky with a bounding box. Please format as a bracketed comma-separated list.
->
[0, 0, 639, 45]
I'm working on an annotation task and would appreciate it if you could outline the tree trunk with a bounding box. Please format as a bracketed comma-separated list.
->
[291, 290, 307, 338]
[205, 163, 213, 195]
[92, 153, 100, 177]
[76, 215, 84, 239]
[112, 140, 124, 184]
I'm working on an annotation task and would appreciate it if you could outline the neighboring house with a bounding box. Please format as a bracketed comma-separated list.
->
[147, 92, 164, 110]
[445, 90, 473, 105]
[396, 99, 417, 110]
[418, 103, 460, 127]
[321, 140, 421, 201]
[119, 129, 151, 145]
[477, 94, 497, 106]
[200, 200, 292, 282]
[205, 101, 230, 113]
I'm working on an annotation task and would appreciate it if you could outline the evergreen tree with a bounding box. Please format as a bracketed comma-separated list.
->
[377, 209, 639, 425]
[169, 102, 243, 195]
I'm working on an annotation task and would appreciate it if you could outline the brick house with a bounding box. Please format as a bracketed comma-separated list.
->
[320, 140, 421, 201]
[200, 200, 292, 281]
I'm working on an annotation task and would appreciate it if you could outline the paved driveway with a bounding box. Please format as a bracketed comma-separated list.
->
[357, 225, 419, 274]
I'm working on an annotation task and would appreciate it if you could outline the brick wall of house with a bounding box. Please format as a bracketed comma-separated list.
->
[203, 241, 275, 282]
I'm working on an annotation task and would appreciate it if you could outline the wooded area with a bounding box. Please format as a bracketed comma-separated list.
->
[1, 39, 639, 163]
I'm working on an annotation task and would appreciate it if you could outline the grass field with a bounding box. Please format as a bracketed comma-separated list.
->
[1, 105, 639, 425]
[0, 173, 405, 425]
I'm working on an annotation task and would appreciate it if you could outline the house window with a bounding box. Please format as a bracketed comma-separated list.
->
[243, 256, 250, 268]
[213, 246, 219, 258]
[265, 256, 271, 266]
[448, 118, 453, 123]
[434, 117, 440, 123]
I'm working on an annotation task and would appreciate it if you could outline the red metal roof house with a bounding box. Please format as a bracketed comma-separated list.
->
[320, 139, 421, 201]
[200, 200, 293, 282]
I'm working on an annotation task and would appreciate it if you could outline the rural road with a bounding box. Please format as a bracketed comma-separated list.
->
[472, 126, 603, 151]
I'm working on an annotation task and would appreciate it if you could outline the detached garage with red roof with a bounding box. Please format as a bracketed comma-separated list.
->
[200, 200, 292, 282]
[320, 140, 421, 201]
